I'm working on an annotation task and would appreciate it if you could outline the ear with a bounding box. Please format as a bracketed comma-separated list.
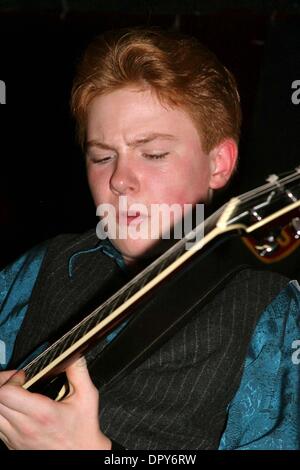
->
[208, 138, 238, 190]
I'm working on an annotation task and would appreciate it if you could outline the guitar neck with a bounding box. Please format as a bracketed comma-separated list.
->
[21, 205, 226, 389]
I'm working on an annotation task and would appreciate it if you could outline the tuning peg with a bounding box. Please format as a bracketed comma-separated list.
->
[291, 217, 300, 239]
[266, 174, 279, 184]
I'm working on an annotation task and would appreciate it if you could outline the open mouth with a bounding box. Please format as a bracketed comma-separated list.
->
[118, 211, 145, 225]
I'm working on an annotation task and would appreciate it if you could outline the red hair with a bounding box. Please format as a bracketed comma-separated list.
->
[71, 28, 241, 153]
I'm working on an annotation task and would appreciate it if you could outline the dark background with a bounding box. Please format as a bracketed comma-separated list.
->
[0, 0, 299, 277]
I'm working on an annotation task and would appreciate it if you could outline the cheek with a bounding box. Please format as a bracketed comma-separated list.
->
[183, 161, 211, 202]
[162, 167, 209, 205]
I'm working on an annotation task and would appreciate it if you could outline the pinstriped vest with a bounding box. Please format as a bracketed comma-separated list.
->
[9, 230, 288, 449]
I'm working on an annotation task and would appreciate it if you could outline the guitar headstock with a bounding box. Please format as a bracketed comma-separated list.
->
[216, 167, 300, 263]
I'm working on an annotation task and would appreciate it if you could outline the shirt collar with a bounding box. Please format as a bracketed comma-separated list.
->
[68, 237, 127, 278]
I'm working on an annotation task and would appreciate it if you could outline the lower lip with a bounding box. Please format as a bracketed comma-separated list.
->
[118, 213, 145, 226]
[126, 215, 144, 225]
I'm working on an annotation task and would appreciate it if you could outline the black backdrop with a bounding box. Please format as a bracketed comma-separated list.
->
[0, 1, 299, 278]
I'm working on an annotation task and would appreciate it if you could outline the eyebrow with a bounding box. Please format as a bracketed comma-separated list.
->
[85, 133, 177, 151]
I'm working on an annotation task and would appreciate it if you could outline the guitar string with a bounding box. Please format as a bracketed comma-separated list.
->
[22, 253, 183, 377]
[239, 172, 300, 202]
[239, 180, 300, 210]
[238, 171, 300, 203]
[240, 171, 299, 201]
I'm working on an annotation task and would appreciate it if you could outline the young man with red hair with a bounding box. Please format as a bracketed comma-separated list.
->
[0, 29, 299, 450]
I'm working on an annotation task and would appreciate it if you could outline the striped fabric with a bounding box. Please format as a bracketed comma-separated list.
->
[100, 269, 288, 449]
[9, 230, 288, 449]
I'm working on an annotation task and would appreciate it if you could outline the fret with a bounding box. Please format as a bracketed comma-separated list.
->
[108, 285, 135, 310]
[25, 352, 52, 380]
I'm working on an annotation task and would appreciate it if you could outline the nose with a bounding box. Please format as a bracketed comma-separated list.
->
[110, 156, 140, 195]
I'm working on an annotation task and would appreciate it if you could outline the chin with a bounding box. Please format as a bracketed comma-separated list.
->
[111, 237, 161, 263]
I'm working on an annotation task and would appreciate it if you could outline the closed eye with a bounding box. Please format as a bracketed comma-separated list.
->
[143, 152, 169, 160]
[89, 155, 114, 164]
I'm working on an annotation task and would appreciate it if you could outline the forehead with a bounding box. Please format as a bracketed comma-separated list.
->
[86, 86, 202, 145]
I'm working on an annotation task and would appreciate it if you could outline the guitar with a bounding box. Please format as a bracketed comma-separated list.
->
[4, 167, 300, 399]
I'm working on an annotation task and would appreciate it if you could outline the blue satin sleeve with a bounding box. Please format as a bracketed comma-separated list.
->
[0, 244, 47, 369]
[0, 239, 127, 371]
[219, 279, 300, 450]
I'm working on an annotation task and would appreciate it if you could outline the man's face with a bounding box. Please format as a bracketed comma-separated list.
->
[86, 86, 215, 264]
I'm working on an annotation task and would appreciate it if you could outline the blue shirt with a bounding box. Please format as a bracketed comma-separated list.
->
[0, 240, 300, 449]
